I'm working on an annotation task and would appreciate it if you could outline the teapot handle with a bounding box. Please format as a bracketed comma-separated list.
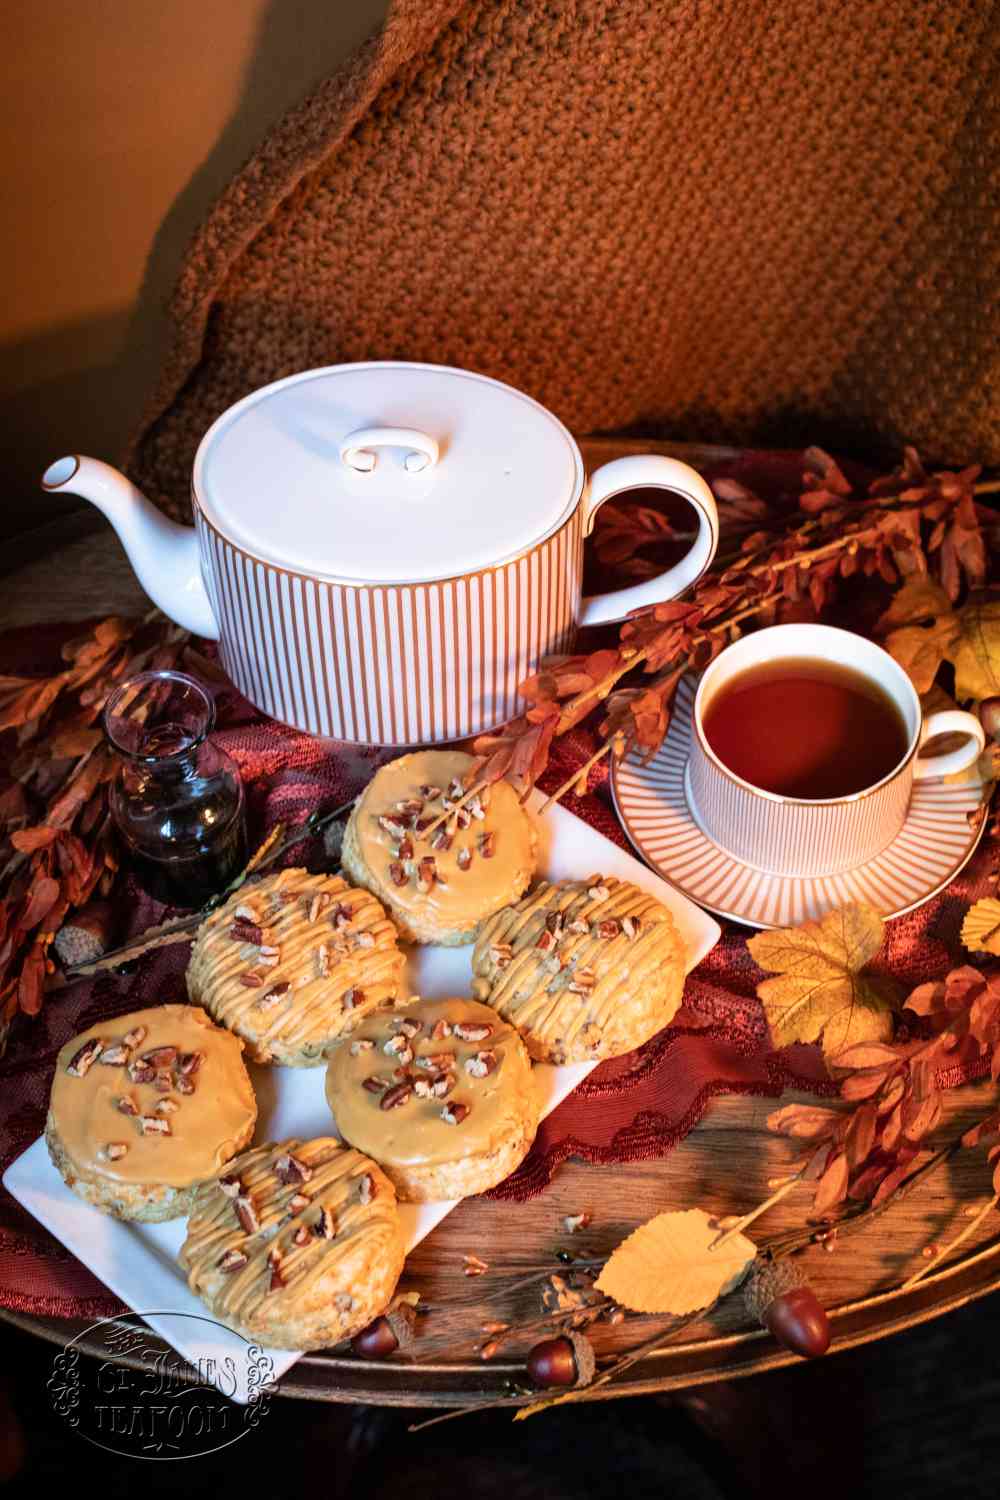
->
[577, 456, 719, 627]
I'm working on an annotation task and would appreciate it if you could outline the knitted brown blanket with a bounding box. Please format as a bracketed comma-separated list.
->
[127, 0, 1000, 521]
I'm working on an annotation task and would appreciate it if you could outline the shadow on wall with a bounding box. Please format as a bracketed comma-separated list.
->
[0, 0, 389, 552]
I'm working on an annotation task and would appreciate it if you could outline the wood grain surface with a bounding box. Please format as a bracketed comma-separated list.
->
[4, 436, 1000, 1406]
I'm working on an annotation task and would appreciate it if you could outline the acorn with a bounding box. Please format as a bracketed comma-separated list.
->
[526, 1331, 596, 1389]
[743, 1256, 830, 1359]
[350, 1316, 398, 1359]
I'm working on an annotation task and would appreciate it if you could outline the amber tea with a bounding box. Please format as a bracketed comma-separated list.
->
[701, 658, 909, 800]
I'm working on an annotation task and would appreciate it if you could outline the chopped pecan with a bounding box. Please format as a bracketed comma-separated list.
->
[420, 784, 442, 799]
[432, 1071, 458, 1097]
[331, 904, 353, 929]
[102, 1142, 128, 1161]
[343, 987, 363, 1010]
[388, 860, 409, 887]
[489, 943, 513, 969]
[235, 1194, 260, 1235]
[384, 1033, 412, 1058]
[546, 911, 565, 936]
[316, 944, 330, 978]
[116, 1094, 139, 1117]
[363, 1076, 387, 1094]
[155, 1097, 179, 1114]
[456, 807, 472, 830]
[564, 1212, 593, 1234]
[274, 1152, 312, 1185]
[535, 928, 557, 952]
[257, 946, 280, 965]
[292, 1224, 311, 1247]
[240, 970, 265, 988]
[66, 1038, 104, 1076]
[380, 1080, 413, 1110]
[441, 1101, 471, 1125]
[478, 831, 496, 858]
[430, 826, 453, 851]
[353, 930, 376, 950]
[121, 1026, 146, 1049]
[152, 1069, 174, 1093]
[268, 1247, 285, 1291]
[127, 1058, 156, 1084]
[287, 1193, 311, 1214]
[621, 915, 641, 939]
[314, 1206, 337, 1239]
[467, 794, 486, 821]
[567, 919, 590, 934]
[396, 835, 414, 861]
[396, 799, 423, 817]
[358, 1173, 376, 1205]
[230, 920, 262, 945]
[465, 1050, 497, 1078]
[569, 968, 597, 994]
[378, 814, 408, 840]
[98, 1043, 131, 1066]
[597, 918, 621, 940]
[234, 903, 259, 923]
[350, 1038, 375, 1055]
[138, 1115, 171, 1136]
[416, 1051, 456, 1071]
[175, 1074, 196, 1096]
[219, 1248, 248, 1273]
[453, 1021, 493, 1042]
[177, 1050, 203, 1076]
[255, 986, 288, 1012]
[393, 1016, 423, 1038]
[463, 1253, 489, 1276]
[415, 856, 437, 894]
[431, 1019, 453, 1040]
[218, 1175, 242, 1198]
[456, 845, 473, 871]
[587, 883, 610, 903]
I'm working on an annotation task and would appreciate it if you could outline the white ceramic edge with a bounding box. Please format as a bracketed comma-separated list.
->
[3, 791, 720, 1402]
[191, 362, 587, 585]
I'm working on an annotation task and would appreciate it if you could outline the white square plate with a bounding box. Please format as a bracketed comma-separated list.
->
[4, 792, 720, 1401]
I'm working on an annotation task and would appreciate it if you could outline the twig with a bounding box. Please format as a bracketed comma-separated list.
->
[538, 742, 617, 813]
[709, 1171, 806, 1251]
[901, 1194, 1000, 1290]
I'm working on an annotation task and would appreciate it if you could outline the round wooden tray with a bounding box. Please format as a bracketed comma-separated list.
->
[4, 439, 1000, 1408]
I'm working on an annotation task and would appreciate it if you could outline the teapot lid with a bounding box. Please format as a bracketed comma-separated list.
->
[193, 363, 583, 584]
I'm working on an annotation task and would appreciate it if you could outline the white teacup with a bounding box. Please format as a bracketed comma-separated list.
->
[686, 623, 986, 878]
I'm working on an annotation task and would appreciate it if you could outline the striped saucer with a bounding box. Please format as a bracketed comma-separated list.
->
[610, 676, 990, 930]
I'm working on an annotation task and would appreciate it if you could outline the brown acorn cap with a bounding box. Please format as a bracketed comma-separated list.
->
[385, 1296, 419, 1348]
[742, 1256, 806, 1326]
[566, 1330, 597, 1387]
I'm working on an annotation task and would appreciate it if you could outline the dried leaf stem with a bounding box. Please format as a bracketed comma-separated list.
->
[900, 1193, 1000, 1290]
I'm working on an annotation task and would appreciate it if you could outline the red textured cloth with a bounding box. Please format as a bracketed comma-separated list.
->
[1, 455, 994, 1321]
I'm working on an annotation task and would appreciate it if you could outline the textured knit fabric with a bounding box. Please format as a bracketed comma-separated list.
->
[126, 0, 1000, 523]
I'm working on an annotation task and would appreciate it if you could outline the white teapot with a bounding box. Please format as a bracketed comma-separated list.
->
[44, 362, 718, 745]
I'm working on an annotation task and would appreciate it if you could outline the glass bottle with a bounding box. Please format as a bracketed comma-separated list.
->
[103, 670, 248, 907]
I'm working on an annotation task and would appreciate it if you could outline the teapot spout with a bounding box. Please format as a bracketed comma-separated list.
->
[41, 456, 219, 640]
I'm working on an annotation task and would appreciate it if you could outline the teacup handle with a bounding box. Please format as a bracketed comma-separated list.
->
[914, 709, 986, 780]
[577, 456, 719, 627]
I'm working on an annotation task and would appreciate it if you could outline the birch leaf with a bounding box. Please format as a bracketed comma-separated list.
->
[594, 1208, 755, 1315]
[961, 899, 1000, 956]
[948, 600, 1000, 701]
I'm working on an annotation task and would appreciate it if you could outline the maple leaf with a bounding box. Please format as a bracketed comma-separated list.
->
[947, 600, 1000, 702]
[749, 903, 898, 1064]
[873, 579, 959, 693]
[595, 1208, 755, 1315]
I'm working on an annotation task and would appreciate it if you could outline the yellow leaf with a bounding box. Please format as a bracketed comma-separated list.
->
[961, 899, 1000, 955]
[748, 903, 898, 1064]
[948, 601, 1000, 702]
[876, 581, 959, 693]
[594, 1208, 755, 1315]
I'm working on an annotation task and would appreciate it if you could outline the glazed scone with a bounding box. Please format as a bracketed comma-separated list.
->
[324, 997, 539, 1202]
[45, 1005, 257, 1223]
[471, 876, 686, 1064]
[341, 750, 537, 946]
[187, 869, 406, 1066]
[179, 1138, 405, 1351]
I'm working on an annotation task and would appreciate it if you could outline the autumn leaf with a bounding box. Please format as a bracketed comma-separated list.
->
[874, 579, 959, 693]
[749, 903, 898, 1064]
[961, 899, 1000, 955]
[595, 1208, 755, 1315]
[948, 600, 1000, 702]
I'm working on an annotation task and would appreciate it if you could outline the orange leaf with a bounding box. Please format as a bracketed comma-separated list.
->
[17, 945, 45, 1016]
[10, 826, 59, 853]
[813, 1151, 849, 1216]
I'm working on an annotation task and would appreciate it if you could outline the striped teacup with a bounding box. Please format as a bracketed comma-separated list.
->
[685, 623, 986, 878]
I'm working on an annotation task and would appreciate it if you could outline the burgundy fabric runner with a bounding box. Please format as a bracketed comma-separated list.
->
[0, 451, 993, 1320]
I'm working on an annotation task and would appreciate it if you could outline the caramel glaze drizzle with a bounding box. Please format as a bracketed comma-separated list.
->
[188, 870, 406, 1057]
[179, 1138, 398, 1327]
[471, 877, 682, 1055]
